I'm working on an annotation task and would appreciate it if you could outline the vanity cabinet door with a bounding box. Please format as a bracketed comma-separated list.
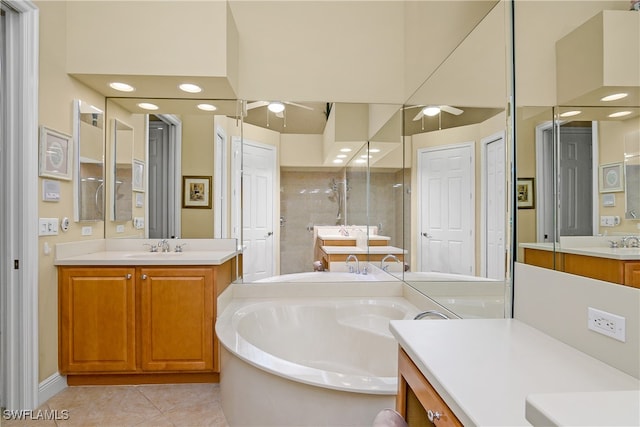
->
[624, 262, 640, 288]
[397, 348, 462, 427]
[59, 267, 136, 373]
[139, 267, 214, 372]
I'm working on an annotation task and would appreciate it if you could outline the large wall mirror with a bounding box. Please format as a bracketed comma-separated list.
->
[73, 99, 105, 222]
[515, 1, 639, 289]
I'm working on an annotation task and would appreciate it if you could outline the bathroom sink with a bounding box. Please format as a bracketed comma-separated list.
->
[125, 252, 184, 258]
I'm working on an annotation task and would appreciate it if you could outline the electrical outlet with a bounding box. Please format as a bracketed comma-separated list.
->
[588, 307, 626, 342]
[38, 218, 59, 236]
[116, 224, 125, 233]
[81, 226, 93, 236]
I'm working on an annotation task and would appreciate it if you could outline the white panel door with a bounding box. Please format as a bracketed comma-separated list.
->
[418, 144, 474, 274]
[242, 142, 275, 281]
[147, 121, 169, 239]
[485, 136, 505, 280]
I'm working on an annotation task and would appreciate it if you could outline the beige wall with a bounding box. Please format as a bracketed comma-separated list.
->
[37, 0, 107, 381]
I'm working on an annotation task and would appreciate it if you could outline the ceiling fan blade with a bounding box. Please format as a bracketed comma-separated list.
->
[412, 110, 425, 121]
[283, 101, 313, 111]
[246, 101, 269, 110]
[440, 105, 463, 115]
[402, 105, 424, 110]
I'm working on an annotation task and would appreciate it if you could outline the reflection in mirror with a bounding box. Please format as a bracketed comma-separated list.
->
[112, 119, 133, 222]
[73, 100, 104, 222]
[400, 1, 509, 318]
[625, 130, 640, 220]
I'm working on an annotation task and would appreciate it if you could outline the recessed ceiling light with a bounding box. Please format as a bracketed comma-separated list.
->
[179, 83, 202, 93]
[361, 155, 372, 159]
[608, 111, 632, 118]
[109, 82, 135, 92]
[422, 106, 441, 117]
[560, 110, 581, 117]
[368, 148, 381, 153]
[138, 102, 159, 111]
[268, 102, 285, 113]
[332, 159, 343, 164]
[355, 159, 367, 164]
[336, 154, 347, 158]
[340, 148, 352, 153]
[601, 93, 628, 102]
[197, 103, 217, 111]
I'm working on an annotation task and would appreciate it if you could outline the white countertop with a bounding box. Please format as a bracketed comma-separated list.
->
[321, 245, 406, 255]
[521, 242, 640, 260]
[54, 238, 239, 266]
[54, 250, 238, 266]
[390, 319, 639, 426]
[525, 390, 640, 426]
[317, 234, 390, 241]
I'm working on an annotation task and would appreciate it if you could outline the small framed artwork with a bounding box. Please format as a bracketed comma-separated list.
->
[183, 175, 212, 209]
[39, 126, 73, 180]
[599, 162, 624, 193]
[132, 159, 145, 192]
[517, 177, 535, 209]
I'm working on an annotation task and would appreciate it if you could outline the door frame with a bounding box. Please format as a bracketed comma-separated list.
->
[1, 0, 39, 410]
[535, 121, 599, 242]
[416, 142, 475, 274]
[214, 126, 228, 238]
[480, 130, 506, 278]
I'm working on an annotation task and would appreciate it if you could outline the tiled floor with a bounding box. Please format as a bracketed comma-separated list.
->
[2, 383, 228, 427]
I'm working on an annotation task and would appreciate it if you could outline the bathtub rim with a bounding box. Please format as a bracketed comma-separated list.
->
[216, 296, 420, 395]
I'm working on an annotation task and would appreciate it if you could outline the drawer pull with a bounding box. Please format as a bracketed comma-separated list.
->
[125, 274, 132, 279]
[141, 274, 148, 280]
[427, 409, 442, 422]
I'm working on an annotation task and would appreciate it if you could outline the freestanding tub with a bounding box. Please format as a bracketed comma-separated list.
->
[216, 297, 420, 426]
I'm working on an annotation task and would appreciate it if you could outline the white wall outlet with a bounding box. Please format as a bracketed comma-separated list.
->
[81, 226, 93, 236]
[588, 307, 626, 342]
[116, 224, 125, 233]
[38, 218, 59, 236]
[134, 217, 145, 230]
[600, 216, 617, 227]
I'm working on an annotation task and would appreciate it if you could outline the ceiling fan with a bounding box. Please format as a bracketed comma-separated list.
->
[245, 100, 314, 118]
[408, 105, 464, 121]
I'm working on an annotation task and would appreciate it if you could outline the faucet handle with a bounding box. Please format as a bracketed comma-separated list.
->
[174, 243, 187, 252]
[143, 243, 158, 252]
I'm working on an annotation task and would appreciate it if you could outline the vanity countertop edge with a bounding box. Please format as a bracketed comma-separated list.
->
[54, 238, 239, 266]
[389, 318, 639, 427]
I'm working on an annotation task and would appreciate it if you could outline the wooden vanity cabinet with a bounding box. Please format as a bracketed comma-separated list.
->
[397, 348, 462, 427]
[59, 261, 233, 384]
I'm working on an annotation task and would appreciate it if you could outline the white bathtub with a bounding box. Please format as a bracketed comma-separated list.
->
[254, 267, 397, 283]
[216, 297, 419, 426]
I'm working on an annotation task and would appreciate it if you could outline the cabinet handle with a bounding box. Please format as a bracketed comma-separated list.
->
[141, 274, 148, 280]
[125, 273, 132, 279]
[427, 409, 442, 422]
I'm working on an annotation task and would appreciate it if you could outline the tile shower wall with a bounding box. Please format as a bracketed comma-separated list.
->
[280, 170, 346, 274]
[280, 169, 406, 274]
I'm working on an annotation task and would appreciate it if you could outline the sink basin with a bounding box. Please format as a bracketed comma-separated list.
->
[125, 252, 184, 258]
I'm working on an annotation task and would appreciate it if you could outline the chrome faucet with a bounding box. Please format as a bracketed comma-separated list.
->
[345, 254, 360, 274]
[174, 242, 188, 252]
[158, 239, 171, 253]
[380, 254, 400, 272]
[622, 236, 640, 248]
[414, 310, 450, 320]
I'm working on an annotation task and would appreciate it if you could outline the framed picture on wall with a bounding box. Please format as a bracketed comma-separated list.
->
[132, 159, 145, 192]
[517, 177, 535, 209]
[39, 126, 73, 181]
[183, 175, 212, 209]
[599, 162, 624, 193]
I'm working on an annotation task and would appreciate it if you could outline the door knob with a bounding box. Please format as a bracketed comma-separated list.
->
[266, 231, 273, 237]
[421, 232, 432, 238]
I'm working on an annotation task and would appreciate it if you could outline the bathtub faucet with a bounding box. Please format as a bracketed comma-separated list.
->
[345, 254, 360, 274]
[414, 310, 450, 320]
[380, 254, 400, 272]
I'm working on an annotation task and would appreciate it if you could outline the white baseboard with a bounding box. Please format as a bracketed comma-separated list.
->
[38, 372, 67, 406]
